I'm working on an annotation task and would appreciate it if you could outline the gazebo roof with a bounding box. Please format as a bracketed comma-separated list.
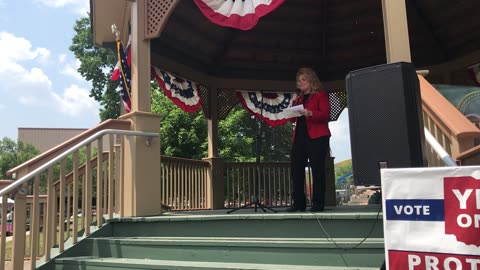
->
[92, 0, 480, 86]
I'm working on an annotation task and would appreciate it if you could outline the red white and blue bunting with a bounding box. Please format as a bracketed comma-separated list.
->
[151, 66, 202, 113]
[237, 91, 295, 127]
[193, 0, 285, 30]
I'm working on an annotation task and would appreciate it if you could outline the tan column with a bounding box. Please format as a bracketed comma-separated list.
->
[207, 88, 219, 158]
[120, 112, 161, 216]
[382, 0, 411, 63]
[203, 157, 225, 209]
[205, 88, 224, 209]
[119, 0, 161, 217]
[131, 0, 151, 112]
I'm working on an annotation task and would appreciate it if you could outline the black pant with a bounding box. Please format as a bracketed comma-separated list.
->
[290, 136, 330, 208]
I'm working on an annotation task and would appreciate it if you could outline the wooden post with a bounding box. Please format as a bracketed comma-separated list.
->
[207, 88, 219, 158]
[203, 157, 225, 209]
[12, 191, 27, 270]
[119, 0, 162, 217]
[131, 0, 151, 112]
[382, 0, 412, 63]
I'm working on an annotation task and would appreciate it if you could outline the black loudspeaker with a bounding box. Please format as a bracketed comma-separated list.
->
[346, 62, 426, 186]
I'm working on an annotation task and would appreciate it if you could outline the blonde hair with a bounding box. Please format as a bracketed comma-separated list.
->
[296, 67, 324, 93]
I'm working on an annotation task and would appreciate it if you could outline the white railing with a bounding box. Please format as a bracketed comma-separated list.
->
[0, 129, 158, 270]
[424, 127, 458, 167]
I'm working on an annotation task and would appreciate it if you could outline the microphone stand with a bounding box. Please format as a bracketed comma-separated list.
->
[227, 92, 277, 214]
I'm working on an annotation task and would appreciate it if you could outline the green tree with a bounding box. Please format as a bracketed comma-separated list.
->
[151, 83, 208, 159]
[218, 106, 293, 162]
[70, 16, 120, 120]
[0, 138, 40, 179]
[219, 106, 256, 161]
[70, 16, 293, 161]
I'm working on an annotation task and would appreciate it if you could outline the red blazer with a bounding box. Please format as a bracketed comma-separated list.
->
[292, 91, 331, 141]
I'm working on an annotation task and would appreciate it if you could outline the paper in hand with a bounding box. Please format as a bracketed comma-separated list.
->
[283, 104, 304, 118]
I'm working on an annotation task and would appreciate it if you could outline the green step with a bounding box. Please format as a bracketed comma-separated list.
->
[54, 257, 382, 270]
[109, 212, 384, 239]
[38, 209, 385, 270]
[78, 236, 384, 267]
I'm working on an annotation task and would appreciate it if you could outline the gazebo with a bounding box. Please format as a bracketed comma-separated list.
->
[89, 0, 480, 217]
[2, 2, 480, 269]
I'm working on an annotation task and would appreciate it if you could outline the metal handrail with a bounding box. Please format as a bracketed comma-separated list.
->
[424, 127, 458, 167]
[0, 129, 159, 197]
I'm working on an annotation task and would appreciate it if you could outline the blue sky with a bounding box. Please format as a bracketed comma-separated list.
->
[0, 0, 352, 163]
[0, 0, 99, 141]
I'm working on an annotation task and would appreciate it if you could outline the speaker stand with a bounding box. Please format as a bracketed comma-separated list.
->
[227, 92, 277, 214]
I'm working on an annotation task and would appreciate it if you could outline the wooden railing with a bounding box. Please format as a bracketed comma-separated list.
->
[0, 129, 158, 270]
[419, 76, 480, 166]
[224, 162, 322, 209]
[160, 156, 210, 210]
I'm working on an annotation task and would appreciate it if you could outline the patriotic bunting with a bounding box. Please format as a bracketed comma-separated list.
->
[468, 63, 480, 86]
[112, 37, 132, 113]
[237, 91, 294, 127]
[193, 0, 285, 30]
[151, 66, 202, 113]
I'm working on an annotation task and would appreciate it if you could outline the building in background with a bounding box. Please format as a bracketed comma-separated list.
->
[17, 128, 109, 153]
[18, 128, 87, 153]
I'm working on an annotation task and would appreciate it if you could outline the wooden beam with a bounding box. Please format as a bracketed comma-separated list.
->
[382, 0, 412, 63]
[131, 0, 151, 112]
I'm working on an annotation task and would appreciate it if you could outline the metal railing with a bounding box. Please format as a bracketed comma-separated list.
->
[0, 129, 158, 270]
[424, 128, 458, 167]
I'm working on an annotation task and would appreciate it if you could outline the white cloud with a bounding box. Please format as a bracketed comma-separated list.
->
[61, 59, 84, 81]
[52, 84, 99, 116]
[330, 109, 352, 163]
[19, 96, 38, 105]
[58, 54, 67, 63]
[1, 64, 53, 100]
[0, 31, 97, 117]
[0, 32, 51, 73]
[34, 0, 89, 15]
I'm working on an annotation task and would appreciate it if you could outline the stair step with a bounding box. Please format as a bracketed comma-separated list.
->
[79, 237, 384, 267]
[55, 257, 381, 270]
[89, 236, 384, 248]
[109, 212, 383, 239]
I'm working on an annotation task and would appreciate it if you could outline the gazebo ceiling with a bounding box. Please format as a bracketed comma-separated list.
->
[92, 0, 480, 85]
[150, 0, 480, 83]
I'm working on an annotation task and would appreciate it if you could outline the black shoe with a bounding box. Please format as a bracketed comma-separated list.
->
[285, 206, 306, 212]
[310, 204, 324, 212]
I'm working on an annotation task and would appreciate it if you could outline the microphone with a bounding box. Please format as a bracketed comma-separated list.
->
[291, 89, 300, 106]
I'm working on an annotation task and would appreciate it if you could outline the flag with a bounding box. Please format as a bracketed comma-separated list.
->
[111, 37, 131, 81]
[193, 0, 285, 30]
[468, 63, 480, 86]
[113, 38, 131, 112]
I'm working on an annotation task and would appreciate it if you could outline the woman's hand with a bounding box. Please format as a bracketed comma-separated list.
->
[291, 93, 299, 104]
[300, 109, 312, 117]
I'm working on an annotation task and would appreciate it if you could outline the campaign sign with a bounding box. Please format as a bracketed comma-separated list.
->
[382, 167, 480, 270]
